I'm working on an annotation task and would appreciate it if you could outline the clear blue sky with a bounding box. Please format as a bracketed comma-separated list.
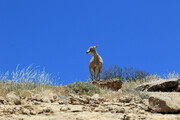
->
[0, 1, 180, 85]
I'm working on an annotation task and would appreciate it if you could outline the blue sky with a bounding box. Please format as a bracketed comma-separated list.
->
[0, 0, 180, 85]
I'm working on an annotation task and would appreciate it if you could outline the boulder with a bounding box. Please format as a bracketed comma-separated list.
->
[92, 79, 123, 91]
[148, 93, 180, 113]
[175, 85, 180, 92]
[135, 79, 179, 92]
[31, 90, 58, 103]
[6, 92, 21, 105]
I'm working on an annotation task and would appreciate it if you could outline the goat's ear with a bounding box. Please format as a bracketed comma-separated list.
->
[95, 45, 99, 48]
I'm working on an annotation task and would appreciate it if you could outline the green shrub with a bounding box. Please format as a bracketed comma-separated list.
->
[67, 82, 100, 96]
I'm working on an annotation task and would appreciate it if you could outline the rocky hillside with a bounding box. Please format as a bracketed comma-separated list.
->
[0, 79, 179, 120]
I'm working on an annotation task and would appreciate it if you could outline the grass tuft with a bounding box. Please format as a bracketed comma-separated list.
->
[0, 65, 59, 96]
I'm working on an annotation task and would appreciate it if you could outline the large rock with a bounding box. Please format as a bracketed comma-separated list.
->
[135, 79, 179, 92]
[148, 93, 180, 113]
[6, 92, 21, 105]
[92, 79, 123, 91]
[175, 85, 180, 92]
[31, 90, 58, 103]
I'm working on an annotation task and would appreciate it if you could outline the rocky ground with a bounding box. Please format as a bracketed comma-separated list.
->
[0, 79, 180, 120]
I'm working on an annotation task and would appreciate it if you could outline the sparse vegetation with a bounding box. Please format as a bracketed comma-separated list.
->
[101, 65, 149, 81]
[0, 65, 59, 96]
[67, 82, 100, 96]
[0, 64, 179, 100]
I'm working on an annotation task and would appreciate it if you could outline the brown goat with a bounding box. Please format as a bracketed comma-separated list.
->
[86, 45, 103, 81]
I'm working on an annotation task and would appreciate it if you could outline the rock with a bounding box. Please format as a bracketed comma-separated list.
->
[92, 79, 123, 91]
[136, 103, 148, 111]
[22, 104, 33, 109]
[58, 100, 65, 104]
[6, 92, 21, 105]
[89, 103, 99, 107]
[32, 101, 41, 105]
[0, 96, 5, 104]
[91, 94, 100, 99]
[148, 94, 180, 113]
[21, 108, 30, 115]
[32, 94, 43, 102]
[41, 96, 51, 103]
[30, 110, 37, 115]
[94, 106, 108, 112]
[42, 90, 58, 103]
[70, 105, 83, 112]
[135, 79, 179, 92]
[69, 94, 89, 105]
[60, 106, 71, 111]
[91, 94, 105, 103]
[175, 85, 180, 92]
[32, 91, 58, 103]
[106, 104, 126, 113]
[43, 107, 54, 113]
[114, 107, 125, 113]
[31, 107, 44, 115]
[123, 114, 132, 120]
[118, 96, 132, 103]
[0, 110, 3, 116]
[125, 102, 136, 107]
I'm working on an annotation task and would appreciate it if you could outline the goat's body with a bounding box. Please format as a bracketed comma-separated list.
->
[89, 55, 103, 72]
[86, 46, 103, 81]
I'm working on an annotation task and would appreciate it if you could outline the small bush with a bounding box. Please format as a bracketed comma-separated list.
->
[101, 65, 123, 81]
[101, 65, 149, 81]
[67, 82, 100, 96]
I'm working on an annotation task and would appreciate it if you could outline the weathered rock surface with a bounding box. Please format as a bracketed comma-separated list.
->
[0, 96, 5, 104]
[0, 90, 179, 120]
[135, 79, 179, 92]
[92, 79, 123, 91]
[6, 92, 21, 105]
[148, 92, 180, 113]
[175, 85, 180, 92]
[41, 90, 58, 103]
[30, 90, 58, 103]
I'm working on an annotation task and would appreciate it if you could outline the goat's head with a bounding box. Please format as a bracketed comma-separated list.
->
[86, 45, 98, 54]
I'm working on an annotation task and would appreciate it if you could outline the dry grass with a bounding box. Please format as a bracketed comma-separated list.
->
[0, 65, 60, 97]
[0, 65, 179, 100]
[99, 73, 179, 100]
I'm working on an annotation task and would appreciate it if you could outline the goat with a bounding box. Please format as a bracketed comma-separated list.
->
[86, 45, 103, 81]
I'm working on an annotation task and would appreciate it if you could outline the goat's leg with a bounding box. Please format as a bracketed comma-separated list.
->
[94, 72, 96, 80]
[93, 67, 96, 80]
[98, 73, 100, 81]
[91, 73, 93, 81]
[90, 69, 94, 81]
[97, 70, 100, 81]
[99, 70, 101, 80]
